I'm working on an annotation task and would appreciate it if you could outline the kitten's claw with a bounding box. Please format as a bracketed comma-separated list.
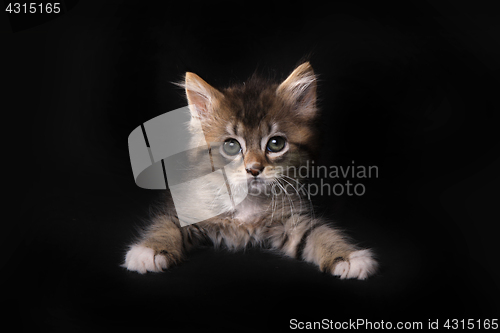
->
[332, 249, 377, 280]
[123, 245, 168, 274]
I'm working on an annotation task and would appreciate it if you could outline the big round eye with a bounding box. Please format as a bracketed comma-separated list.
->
[266, 136, 286, 152]
[223, 139, 241, 156]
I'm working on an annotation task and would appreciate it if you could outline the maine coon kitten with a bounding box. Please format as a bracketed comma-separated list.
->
[124, 62, 378, 280]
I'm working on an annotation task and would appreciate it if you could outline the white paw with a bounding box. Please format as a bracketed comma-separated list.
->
[332, 249, 378, 280]
[332, 260, 350, 279]
[123, 245, 168, 274]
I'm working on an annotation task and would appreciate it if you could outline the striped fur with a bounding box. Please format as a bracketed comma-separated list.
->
[124, 62, 378, 279]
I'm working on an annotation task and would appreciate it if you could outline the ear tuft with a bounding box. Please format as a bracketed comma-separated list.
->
[183, 72, 223, 118]
[277, 62, 317, 118]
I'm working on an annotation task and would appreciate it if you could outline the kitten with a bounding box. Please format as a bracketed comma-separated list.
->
[124, 62, 378, 279]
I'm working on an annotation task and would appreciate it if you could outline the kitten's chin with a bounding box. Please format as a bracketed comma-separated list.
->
[247, 178, 269, 195]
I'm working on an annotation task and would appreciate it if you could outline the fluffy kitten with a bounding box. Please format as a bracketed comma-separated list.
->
[124, 62, 378, 279]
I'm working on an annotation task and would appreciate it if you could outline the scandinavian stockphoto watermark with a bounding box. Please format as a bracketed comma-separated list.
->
[248, 160, 379, 198]
[128, 106, 378, 226]
[289, 318, 499, 330]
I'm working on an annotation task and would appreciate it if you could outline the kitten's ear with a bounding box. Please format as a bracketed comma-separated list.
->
[277, 62, 317, 118]
[184, 72, 223, 119]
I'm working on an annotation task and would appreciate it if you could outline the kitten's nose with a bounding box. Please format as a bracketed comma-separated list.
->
[246, 163, 264, 177]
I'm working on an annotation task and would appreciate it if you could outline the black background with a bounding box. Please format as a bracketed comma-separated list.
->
[3, 0, 499, 331]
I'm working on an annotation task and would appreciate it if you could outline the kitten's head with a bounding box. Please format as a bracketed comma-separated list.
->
[183, 62, 319, 196]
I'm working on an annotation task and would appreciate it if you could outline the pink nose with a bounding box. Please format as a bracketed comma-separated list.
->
[246, 164, 264, 176]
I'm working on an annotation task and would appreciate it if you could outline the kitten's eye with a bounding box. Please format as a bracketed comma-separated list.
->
[223, 139, 241, 156]
[267, 136, 286, 152]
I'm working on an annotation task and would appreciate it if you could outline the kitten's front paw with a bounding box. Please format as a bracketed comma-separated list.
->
[123, 245, 168, 274]
[332, 249, 378, 280]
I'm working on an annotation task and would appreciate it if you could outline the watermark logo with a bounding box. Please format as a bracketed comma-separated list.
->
[128, 106, 247, 227]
